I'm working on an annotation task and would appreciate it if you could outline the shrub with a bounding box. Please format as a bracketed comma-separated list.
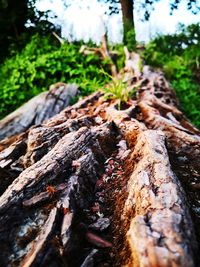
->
[0, 34, 110, 118]
[143, 23, 200, 128]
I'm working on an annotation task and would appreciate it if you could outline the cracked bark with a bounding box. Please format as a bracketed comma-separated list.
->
[0, 51, 199, 267]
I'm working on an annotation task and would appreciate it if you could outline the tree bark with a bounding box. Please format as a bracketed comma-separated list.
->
[120, 0, 136, 49]
[0, 50, 199, 267]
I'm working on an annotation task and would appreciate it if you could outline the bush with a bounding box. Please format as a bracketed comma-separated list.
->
[143, 23, 200, 128]
[0, 34, 110, 118]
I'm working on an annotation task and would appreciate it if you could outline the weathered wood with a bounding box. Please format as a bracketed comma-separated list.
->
[0, 120, 116, 266]
[0, 49, 199, 267]
[20, 207, 58, 267]
[0, 83, 78, 140]
[125, 130, 195, 267]
[23, 116, 93, 167]
[105, 102, 197, 266]
[0, 124, 114, 212]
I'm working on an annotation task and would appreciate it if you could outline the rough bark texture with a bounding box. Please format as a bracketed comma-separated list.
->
[125, 131, 194, 267]
[0, 50, 200, 267]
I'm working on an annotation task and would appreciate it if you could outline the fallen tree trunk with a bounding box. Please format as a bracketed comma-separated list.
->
[0, 49, 200, 267]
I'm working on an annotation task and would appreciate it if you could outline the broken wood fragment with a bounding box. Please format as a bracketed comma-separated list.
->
[20, 207, 58, 267]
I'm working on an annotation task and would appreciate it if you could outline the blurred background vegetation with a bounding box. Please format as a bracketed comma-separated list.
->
[0, 0, 199, 127]
[143, 23, 200, 127]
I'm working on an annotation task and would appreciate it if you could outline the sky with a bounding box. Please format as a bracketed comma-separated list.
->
[36, 0, 200, 43]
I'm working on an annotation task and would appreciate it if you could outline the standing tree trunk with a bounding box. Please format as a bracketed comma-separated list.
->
[120, 0, 136, 50]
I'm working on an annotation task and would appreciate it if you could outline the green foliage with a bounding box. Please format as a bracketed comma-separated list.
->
[108, 43, 126, 71]
[143, 23, 200, 128]
[102, 71, 136, 109]
[0, 34, 110, 119]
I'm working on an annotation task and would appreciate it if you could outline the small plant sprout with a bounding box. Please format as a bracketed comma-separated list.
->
[101, 69, 137, 110]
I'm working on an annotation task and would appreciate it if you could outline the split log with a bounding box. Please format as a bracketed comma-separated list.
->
[0, 48, 199, 267]
[0, 83, 78, 140]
